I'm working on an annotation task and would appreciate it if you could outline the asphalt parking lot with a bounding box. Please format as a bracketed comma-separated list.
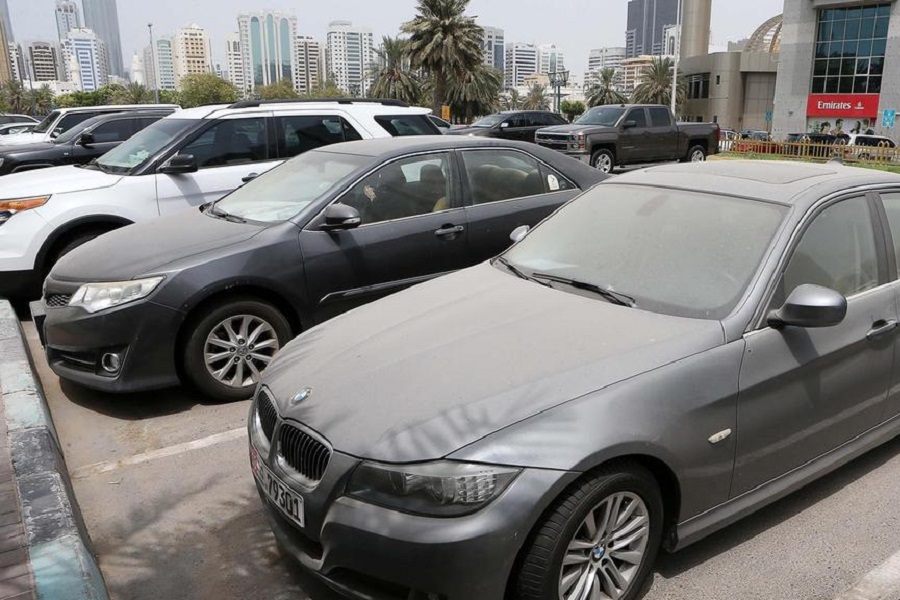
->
[19, 318, 900, 600]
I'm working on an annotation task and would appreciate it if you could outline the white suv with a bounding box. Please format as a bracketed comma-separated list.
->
[0, 99, 439, 298]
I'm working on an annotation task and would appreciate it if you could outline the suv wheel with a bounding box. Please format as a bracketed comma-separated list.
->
[513, 464, 663, 600]
[183, 298, 291, 401]
[591, 149, 615, 174]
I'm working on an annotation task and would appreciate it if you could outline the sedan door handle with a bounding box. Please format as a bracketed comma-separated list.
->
[435, 225, 464, 237]
[866, 319, 899, 341]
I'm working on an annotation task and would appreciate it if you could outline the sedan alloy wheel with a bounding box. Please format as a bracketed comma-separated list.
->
[204, 314, 279, 388]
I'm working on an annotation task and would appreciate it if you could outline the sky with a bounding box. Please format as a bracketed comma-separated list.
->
[5, 0, 786, 79]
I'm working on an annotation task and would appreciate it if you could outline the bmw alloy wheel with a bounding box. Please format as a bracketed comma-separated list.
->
[203, 315, 280, 388]
[558, 492, 650, 600]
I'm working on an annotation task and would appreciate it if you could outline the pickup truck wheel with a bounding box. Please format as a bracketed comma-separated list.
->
[685, 145, 707, 163]
[591, 149, 615, 174]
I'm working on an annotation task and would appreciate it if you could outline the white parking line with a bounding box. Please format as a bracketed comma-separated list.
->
[834, 548, 900, 600]
[70, 427, 248, 479]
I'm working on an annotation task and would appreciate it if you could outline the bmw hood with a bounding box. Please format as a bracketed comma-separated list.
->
[262, 263, 725, 462]
[51, 207, 263, 282]
[0, 165, 121, 197]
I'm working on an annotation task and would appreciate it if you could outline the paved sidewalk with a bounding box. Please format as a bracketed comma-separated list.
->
[0, 401, 34, 600]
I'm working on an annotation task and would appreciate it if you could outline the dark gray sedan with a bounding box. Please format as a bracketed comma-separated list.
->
[250, 160, 900, 600]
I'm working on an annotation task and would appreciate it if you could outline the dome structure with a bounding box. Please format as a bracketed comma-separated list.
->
[745, 14, 783, 53]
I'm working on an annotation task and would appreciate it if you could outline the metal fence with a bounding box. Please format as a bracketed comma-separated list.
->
[723, 139, 900, 166]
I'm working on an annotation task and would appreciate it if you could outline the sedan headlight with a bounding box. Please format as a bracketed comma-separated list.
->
[68, 276, 164, 313]
[347, 461, 520, 516]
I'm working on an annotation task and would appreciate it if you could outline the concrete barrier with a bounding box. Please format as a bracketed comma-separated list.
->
[0, 299, 109, 600]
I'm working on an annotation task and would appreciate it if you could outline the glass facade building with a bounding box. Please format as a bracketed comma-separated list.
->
[238, 12, 297, 91]
[811, 4, 889, 95]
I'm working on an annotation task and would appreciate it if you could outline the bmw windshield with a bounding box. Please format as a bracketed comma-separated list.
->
[96, 119, 198, 174]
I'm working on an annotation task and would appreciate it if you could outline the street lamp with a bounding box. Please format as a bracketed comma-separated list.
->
[671, 0, 683, 116]
[548, 70, 569, 114]
[148, 23, 159, 104]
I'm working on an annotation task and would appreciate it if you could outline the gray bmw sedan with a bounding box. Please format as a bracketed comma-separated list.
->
[249, 160, 900, 600]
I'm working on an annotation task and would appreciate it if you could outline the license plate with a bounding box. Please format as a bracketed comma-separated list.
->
[251, 446, 305, 528]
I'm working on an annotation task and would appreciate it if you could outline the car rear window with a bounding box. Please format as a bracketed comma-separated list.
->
[374, 115, 441, 137]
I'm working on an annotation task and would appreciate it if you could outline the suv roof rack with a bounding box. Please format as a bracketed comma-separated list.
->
[227, 98, 410, 109]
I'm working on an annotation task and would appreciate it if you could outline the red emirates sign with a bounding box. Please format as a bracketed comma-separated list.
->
[807, 94, 880, 117]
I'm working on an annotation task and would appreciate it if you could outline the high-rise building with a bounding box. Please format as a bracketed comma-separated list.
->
[481, 26, 504, 72]
[7, 43, 23, 81]
[173, 24, 212, 86]
[144, 37, 176, 91]
[82, 0, 124, 77]
[62, 28, 108, 91]
[625, 0, 678, 58]
[504, 42, 538, 89]
[0, 0, 14, 43]
[0, 19, 10, 84]
[27, 42, 64, 82]
[585, 47, 626, 89]
[237, 11, 298, 90]
[130, 52, 144, 86]
[224, 33, 245, 93]
[55, 0, 82, 42]
[294, 36, 323, 94]
[325, 21, 375, 95]
[538, 44, 565, 75]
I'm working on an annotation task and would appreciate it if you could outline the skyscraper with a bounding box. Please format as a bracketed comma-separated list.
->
[0, 0, 14, 43]
[625, 0, 678, 58]
[62, 28, 108, 91]
[55, 0, 82, 42]
[237, 11, 298, 90]
[224, 33, 245, 93]
[173, 24, 212, 86]
[481, 26, 504, 73]
[294, 36, 323, 94]
[27, 42, 65, 82]
[504, 43, 538, 89]
[538, 44, 565, 75]
[0, 19, 10, 84]
[82, 0, 124, 77]
[144, 38, 176, 91]
[7, 43, 23, 81]
[325, 21, 374, 95]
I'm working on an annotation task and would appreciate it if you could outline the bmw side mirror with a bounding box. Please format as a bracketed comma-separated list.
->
[158, 154, 198, 175]
[767, 284, 847, 329]
[79, 131, 95, 146]
[321, 203, 361, 231]
[510, 225, 530, 243]
[622, 120, 637, 129]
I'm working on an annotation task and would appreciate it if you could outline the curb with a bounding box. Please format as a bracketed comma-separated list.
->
[0, 300, 109, 600]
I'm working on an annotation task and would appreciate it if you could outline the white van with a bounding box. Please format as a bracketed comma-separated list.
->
[0, 99, 440, 298]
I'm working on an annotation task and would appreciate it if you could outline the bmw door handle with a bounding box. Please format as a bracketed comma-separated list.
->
[866, 319, 899, 341]
[435, 224, 464, 238]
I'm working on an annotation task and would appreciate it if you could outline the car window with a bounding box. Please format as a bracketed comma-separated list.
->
[879, 192, 900, 276]
[508, 115, 528, 128]
[461, 149, 545, 205]
[781, 197, 878, 300]
[341, 153, 452, 224]
[548, 113, 568, 125]
[276, 115, 361, 159]
[648, 107, 672, 127]
[182, 118, 269, 168]
[625, 109, 647, 128]
[90, 119, 136, 143]
[527, 113, 548, 127]
[540, 164, 577, 192]
[374, 115, 441, 136]
[55, 112, 100, 135]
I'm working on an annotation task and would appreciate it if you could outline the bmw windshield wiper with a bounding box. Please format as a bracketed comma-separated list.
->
[206, 204, 247, 224]
[531, 273, 635, 307]
[495, 257, 550, 287]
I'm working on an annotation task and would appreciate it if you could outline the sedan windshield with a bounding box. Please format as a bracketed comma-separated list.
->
[471, 114, 506, 128]
[575, 107, 626, 126]
[502, 185, 788, 319]
[213, 150, 368, 223]
[97, 119, 197, 174]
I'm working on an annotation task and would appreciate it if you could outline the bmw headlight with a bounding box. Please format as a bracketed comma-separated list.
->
[68, 276, 164, 313]
[347, 461, 520, 516]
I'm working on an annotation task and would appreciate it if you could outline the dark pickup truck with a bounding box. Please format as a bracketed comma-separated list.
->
[535, 104, 719, 173]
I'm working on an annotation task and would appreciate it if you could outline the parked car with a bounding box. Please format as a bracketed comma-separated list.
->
[534, 104, 720, 173]
[0, 110, 176, 176]
[428, 115, 452, 132]
[740, 129, 770, 141]
[845, 133, 897, 162]
[35, 136, 604, 400]
[445, 110, 568, 143]
[0, 113, 38, 126]
[718, 127, 739, 152]
[0, 123, 36, 137]
[0, 99, 441, 300]
[0, 104, 180, 146]
[248, 160, 900, 600]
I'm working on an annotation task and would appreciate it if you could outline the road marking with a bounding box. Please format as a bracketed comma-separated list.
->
[70, 427, 248, 479]
[834, 548, 900, 600]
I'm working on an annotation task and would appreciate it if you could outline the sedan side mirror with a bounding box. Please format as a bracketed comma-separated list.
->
[510, 225, 530, 243]
[767, 284, 847, 329]
[79, 131, 95, 146]
[158, 154, 198, 175]
[321, 203, 361, 231]
[622, 120, 637, 129]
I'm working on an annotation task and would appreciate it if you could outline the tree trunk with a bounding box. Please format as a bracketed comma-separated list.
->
[433, 68, 446, 115]
[466, 101, 473, 124]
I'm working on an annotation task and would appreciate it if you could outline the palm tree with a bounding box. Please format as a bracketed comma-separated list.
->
[118, 82, 153, 104]
[447, 64, 502, 122]
[367, 36, 421, 105]
[500, 88, 521, 111]
[27, 85, 55, 115]
[1, 80, 28, 114]
[401, 0, 484, 113]
[586, 68, 628, 107]
[631, 56, 686, 108]
[522, 84, 550, 110]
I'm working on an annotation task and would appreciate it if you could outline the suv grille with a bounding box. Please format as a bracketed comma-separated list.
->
[256, 389, 278, 442]
[45, 293, 72, 308]
[278, 424, 331, 482]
